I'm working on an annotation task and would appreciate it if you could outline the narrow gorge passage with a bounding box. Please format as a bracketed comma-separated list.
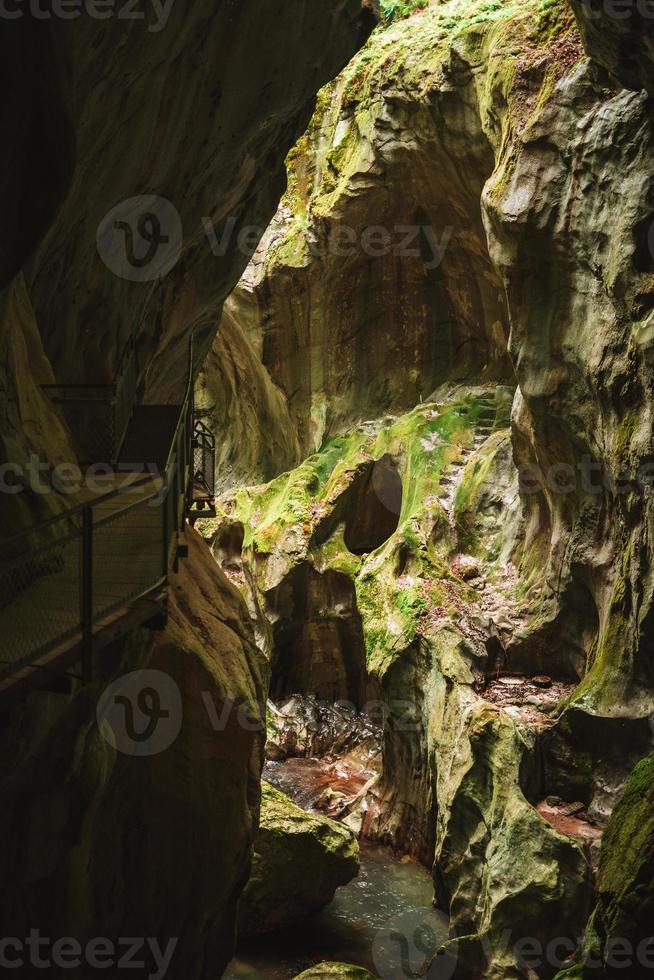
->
[3, 2, 654, 980]
[204, 377, 606, 975]
[195, 0, 654, 972]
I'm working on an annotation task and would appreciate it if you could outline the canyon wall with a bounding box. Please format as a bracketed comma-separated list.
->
[2, 0, 654, 975]
[1, 0, 376, 533]
[0, 3, 375, 976]
[202, 1, 654, 975]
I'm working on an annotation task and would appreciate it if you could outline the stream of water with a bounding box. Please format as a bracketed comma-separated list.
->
[225, 699, 451, 979]
[225, 841, 448, 980]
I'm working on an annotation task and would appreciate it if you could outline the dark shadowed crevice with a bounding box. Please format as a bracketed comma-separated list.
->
[343, 455, 403, 555]
[266, 563, 368, 706]
[0, 17, 75, 288]
[313, 454, 403, 556]
[505, 577, 600, 682]
[633, 213, 654, 273]
[213, 522, 245, 568]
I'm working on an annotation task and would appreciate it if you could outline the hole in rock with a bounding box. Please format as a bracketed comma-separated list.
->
[266, 563, 368, 707]
[213, 522, 245, 567]
[633, 213, 654, 272]
[396, 542, 411, 576]
[342, 455, 403, 556]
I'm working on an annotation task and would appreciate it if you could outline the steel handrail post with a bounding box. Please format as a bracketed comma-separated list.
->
[81, 505, 93, 683]
[162, 468, 170, 579]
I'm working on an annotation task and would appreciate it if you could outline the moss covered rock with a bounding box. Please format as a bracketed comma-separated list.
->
[435, 704, 589, 976]
[597, 755, 654, 938]
[201, 0, 654, 727]
[294, 965, 378, 979]
[559, 756, 654, 979]
[238, 782, 360, 936]
[204, 389, 594, 975]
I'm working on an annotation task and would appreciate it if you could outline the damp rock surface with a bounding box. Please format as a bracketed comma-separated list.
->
[293, 965, 379, 979]
[238, 782, 361, 937]
[227, 841, 442, 980]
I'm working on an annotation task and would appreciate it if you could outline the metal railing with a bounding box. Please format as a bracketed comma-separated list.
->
[0, 336, 198, 689]
[42, 335, 139, 465]
[0, 476, 167, 683]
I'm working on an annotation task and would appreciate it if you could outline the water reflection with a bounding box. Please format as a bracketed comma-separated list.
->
[225, 842, 448, 980]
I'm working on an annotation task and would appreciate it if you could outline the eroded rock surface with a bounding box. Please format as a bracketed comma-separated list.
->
[294, 965, 379, 979]
[4, 0, 654, 975]
[200, 4, 654, 970]
[0, 4, 375, 974]
[238, 781, 360, 937]
[555, 754, 654, 979]
[569, 2, 654, 95]
[203, 385, 603, 974]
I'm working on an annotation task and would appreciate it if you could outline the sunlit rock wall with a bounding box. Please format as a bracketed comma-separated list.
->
[200, 0, 654, 973]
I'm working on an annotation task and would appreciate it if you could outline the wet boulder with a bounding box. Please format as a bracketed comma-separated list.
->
[294, 965, 379, 979]
[238, 782, 360, 936]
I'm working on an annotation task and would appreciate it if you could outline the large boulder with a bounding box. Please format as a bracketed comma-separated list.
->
[294, 965, 379, 979]
[238, 781, 360, 936]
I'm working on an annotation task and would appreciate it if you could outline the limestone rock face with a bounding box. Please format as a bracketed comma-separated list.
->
[199, 0, 654, 973]
[0, 5, 374, 975]
[238, 781, 360, 936]
[203, 386, 597, 975]
[204, 0, 654, 724]
[22, 2, 376, 398]
[202, 12, 654, 959]
[568, 3, 654, 95]
[0, 0, 375, 536]
[594, 755, 654, 976]
[558, 755, 654, 979]
[485, 63, 654, 721]
[200, 5, 516, 469]
[196, 0, 654, 969]
[196, 306, 301, 491]
[0, 531, 267, 979]
[0, 276, 80, 541]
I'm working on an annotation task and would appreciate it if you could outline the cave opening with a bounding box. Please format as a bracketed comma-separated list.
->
[342, 455, 403, 556]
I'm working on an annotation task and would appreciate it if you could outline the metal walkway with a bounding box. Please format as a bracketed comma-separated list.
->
[0, 335, 216, 708]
